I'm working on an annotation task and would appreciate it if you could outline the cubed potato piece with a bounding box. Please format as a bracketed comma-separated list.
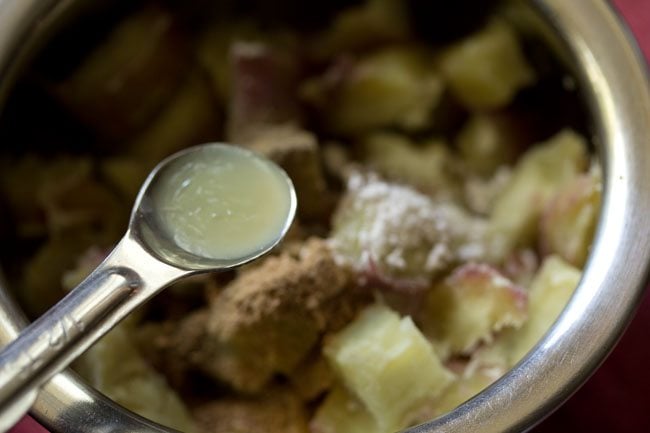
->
[504, 255, 581, 365]
[489, 130, 589, 258]
[439, 204, 496, 264]
[19, 231, 96, 316]
[307, 47, 443, 135]
[196, 22, 258, 103]
[75, 325, 197, 433]
[309, 0, 410, 59]
[362, 132, 459, 199]
[100, 157, 149, 202]
[197, 24, 298, 104]
[509, 255, 581, 361]
[321, 142, 355, 183]
[463, 167, 512, 216]
[193, 388, 308, 433]
[421, 263, 527, 355]
[464, 336, 512, 374]
[37, 161, 127, 242]
[428, 366, 500, 418]
[501, 248, 540, 288]
[330, 174, 454, 287]
[54, 4, 190, 141]
[540, 169, 601, 267]
[324, 304, 454, 431]
[246, 126, 332, 221]
[310, 386, 383, 433]
[330, 175, 497, 286]
[440, 20, 534, 110]
[0, 156, 124, 239]
[456, 113, 527, 177]
[126, 71, 221, 164]
[226, 41, 301, 143]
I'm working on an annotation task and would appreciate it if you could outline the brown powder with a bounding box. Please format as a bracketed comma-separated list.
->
[147, 238, 365, 394]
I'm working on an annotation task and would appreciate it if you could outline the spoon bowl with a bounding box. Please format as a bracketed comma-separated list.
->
[131, 143, 297, 271]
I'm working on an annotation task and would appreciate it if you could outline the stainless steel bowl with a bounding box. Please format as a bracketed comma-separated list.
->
[0, 0, 649, 432]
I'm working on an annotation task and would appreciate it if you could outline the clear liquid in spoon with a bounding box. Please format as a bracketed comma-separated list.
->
[150, 144, 293, 261]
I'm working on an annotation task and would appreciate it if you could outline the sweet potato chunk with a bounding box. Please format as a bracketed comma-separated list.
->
[100, 157, 149, 202]
[75, 325, 197, 433]
[540, 169, 601, 267]
[427, 363, 503, 419]
[330, 174, 454, 287]
[198, 24, 298, 104]
[323, 304, 454, 431]
[489, 129, 589, 259]
[245, 126, 332, 221]
[54, 3, 190, 141]
[456, 113, 528, 177]
[0, 156, 125, 240]
[506, 255, 581, 364]
[310, 386, 381, 433]
[361, 132, 459, 199]
[19, 232, 96, 316]
[193, 388, 308, 433]
[476, 255, 582, 368]
[126, 71, 221, 163]
[308, 0, 410, 59]
[226, 41, 301, 143]
[330, 174, 495, 287]
[421, 263, 527, 355]
[440, 20, 534, 110]
[304, 47, 443, 135]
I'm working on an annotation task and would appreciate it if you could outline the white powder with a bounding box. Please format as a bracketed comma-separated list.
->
[331, 174, 453, 280]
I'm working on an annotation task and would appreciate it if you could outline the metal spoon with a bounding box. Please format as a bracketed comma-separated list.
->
[0, 143, 297, 432]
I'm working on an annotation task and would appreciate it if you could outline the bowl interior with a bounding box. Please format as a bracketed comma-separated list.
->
[0, 1, 649, 433]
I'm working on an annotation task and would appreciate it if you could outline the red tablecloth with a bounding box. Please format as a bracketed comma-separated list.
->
[9, 0, 650, 432]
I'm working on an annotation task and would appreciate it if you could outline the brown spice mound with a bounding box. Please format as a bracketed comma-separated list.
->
[139, 238, 365, 395]
[135, 310, 210, 391]
[198, 238, 355, 392]
[209, 238, 349, 333]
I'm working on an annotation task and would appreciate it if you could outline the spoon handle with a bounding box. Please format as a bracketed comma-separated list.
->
[0, 234, 188, 431]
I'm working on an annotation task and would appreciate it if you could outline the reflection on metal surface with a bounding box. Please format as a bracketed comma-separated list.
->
[0, 0, 649, 432]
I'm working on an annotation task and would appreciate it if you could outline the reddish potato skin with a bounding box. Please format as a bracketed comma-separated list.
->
[456, 111, 536, 178]
[422, 263, 527, 355]
[226, 41, 301, 143]
[446, 263, 527, 313]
